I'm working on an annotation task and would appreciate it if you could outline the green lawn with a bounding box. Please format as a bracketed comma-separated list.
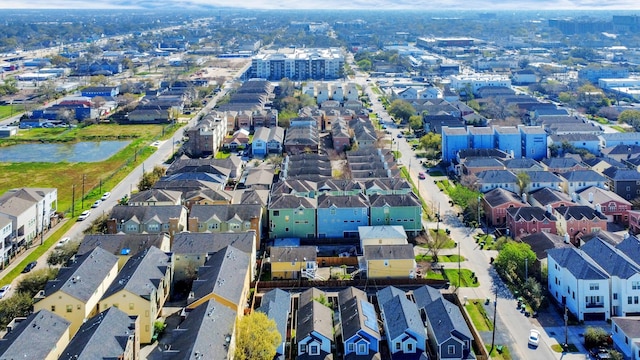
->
[427, 228, 456, 248]
[485, 345, 512, 360]
[0, 104, 26, 119]
[215, 151, 232, 159]
[550, 344, 580, 353]
[611, 125, 628, 133]
[416, 254, 465, 262]
[444, 269, 480, 287]
[465, 300, 494, 331]
[424, 271, 445, 280]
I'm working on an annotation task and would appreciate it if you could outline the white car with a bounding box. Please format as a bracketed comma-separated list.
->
[0, 285, 10, 299]
[77, 210, 91, 221]
[91, 200, 102, 208]
[528, 329, 541, 347]
[101, 192, 111, 201]
[55, 237, 70, 249]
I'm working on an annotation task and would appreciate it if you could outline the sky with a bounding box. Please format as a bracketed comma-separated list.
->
[1, 0, 639, 10]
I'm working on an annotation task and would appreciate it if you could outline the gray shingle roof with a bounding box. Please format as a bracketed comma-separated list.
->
[529, 187, 571, 206]
[268, 194, 318, 210]
[78, 233, 169, 257]
[414, 286, 473, 347]
[297, 299, 334, 343]
[257, 289, 290, 354]
[542, 157, 583, 169]
[101, 246, 171, 300]
[554, 205, 608, 221]
[577, 186, 631, 206]
[189, 204, 262, 223]
[476, 170, 518, 184]
[172, 232, 255, 256]
[524, 171, 563, 183]
[559, 170, 606, 183]
[317, 193, 369, 208]
[129, 189, 182, 204]
[520, 232, 571, 260]
[504, 158, 543, 170]
[109, 205, 186, 225]
[270, 246, 317, 263]
[581, 237, 640, 279]
[612, 317, 640, 339]
[483, 188, 523, 207]
[338, 287, 381, 343]
[379, 289, 424, 340]
[464, 158, 505, 168]
[603, 167, 640, 181]
[376, 286, 406, 310]
[364, 244, 414, 261]
[189, 245, 250, 305]
[584, 157, 627, 169]
[368, 193, 421, 208]
[59, 307, 136, 360]
[43, 247, 118, 301]
[547, 247, 608, 280]
[506, 206, 557, 221]
[160, 299, 236, 360]
[0, 310, 70, 359]
[616, 235, 640, 264]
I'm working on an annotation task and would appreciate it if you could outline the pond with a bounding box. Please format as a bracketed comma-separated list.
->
[0, 140, 132, 163]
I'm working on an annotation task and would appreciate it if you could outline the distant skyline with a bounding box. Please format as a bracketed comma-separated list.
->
[1, 0, 640, 10]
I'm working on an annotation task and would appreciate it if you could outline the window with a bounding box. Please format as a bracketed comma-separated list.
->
[66, 305, 73, 313]
[348, 343, 355, 352]
[633, 281, 640, 290]
[208, 223, 219, 230]
[589, 283, 599, 291]
[129, 303, 135, 310]
[629, 296, 633, 305]
[358, 343, 367, 354]
[330, 208, 336, 215]
[51, 306, 55, 312]
[407, 343, 414, 352]
[384, 260, 389, 267]
[448, 345, 456, 354]
[396, 342, 401, 350]
[309, 345, 319, 355]
[614, 293, 618, 300]
[615, 325, 618, 333]
[273, 211, 279, 216]
[635, 296, 638, 304]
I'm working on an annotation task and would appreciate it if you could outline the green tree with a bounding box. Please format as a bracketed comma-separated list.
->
[409, 115, 423, 131]
[356, 59, 372, 71]
[137, 165, 166, 191]
[516, 172, 531, 197]
[584, 326, 609, 348]
[387, 99, 416, 123]
[521, 277, 544, 311]
[234, 311, 281, 360]
[0, 293, 34, 330]
[47, 240, 81, 266]
[493, 241, 536, 285]
[15, 268, 59, 298]
[419, 132, 442, 152]
[619, 110, 640, 130]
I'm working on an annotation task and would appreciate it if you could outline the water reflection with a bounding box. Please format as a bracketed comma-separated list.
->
[0, 141, 132, 163]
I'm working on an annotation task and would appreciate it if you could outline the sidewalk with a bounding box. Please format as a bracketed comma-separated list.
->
[0, 218, 68, 282]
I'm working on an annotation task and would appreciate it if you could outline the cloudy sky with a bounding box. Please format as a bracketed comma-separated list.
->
[1, 0, 639, 10]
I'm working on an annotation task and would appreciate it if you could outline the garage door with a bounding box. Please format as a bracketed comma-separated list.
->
[584, 312, 606, 321]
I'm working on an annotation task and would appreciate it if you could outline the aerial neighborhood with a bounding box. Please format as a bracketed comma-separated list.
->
[2, 8, 640, 360]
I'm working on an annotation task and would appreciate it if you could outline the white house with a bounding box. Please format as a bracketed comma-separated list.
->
[548, 234, 640, 321]
[611, 317, 640, 360]
[377, 286, 427, 359]
[0, 217, 12, 264]
[0, 191, 39, 248]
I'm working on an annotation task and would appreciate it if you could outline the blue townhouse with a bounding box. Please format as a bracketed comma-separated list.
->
[316, 193, 370, 238]
[519, 125, 547, 160]
[442, 126, 469, 164]
[494, 126, 522, 158]
[468, 127, 494, 149]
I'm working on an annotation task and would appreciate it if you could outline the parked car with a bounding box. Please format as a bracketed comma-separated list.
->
[55, 237, 70, 249]
[0, 285, 10, 299]
[22, 261, 37, 273]
[91, 200, 102, 208]
[397, 134, 403, 138]
[101, 192, 111, 201]
[418, 172, 426, 180]
[528, 329, 540, 347]
[77, 210, 91, 221]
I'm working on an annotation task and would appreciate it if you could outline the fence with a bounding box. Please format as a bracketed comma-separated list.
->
[252, 277, 448, 292]
[444, 293, 489, 360]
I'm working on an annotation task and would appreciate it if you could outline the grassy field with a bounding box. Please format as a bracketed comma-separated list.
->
[0, 123, 176, 214]
[423, 271, 445, 280]
[465, 299, 494, 331]
[0, 104, 26, 120]
[444, 269, 480, 287]
[415, 254, 465, 262]
[610, 125, 628, 133]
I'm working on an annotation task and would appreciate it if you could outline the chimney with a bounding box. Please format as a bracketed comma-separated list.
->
[595, 203, 602, 214]
[546, 204, 552, 214]
[571, 192, 577, 202]
[522, 193, 527, 203]
[564, 233, 570, 244]
[187, 217, 199, 232]
[588, 192, 594, 203]
[624, 232, 630, 240]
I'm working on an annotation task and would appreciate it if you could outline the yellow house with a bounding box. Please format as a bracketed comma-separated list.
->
[60, 307, 140, 360]
[187, 245, 251, 315]
[33, 247, 119, 337]
[269, 246, 318, 280]
[364, 244, 417, 279]
[0, 310, 70, 360]
[98, 246, 173, 344]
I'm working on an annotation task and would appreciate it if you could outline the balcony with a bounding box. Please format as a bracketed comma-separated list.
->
[585, 302, 604, 309]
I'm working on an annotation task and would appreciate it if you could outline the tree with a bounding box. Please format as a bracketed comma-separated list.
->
[47, 240, 80, 266]
[0, 293, 33, 330]
[234, 311, 281, 360]
[619, 110, 640, 130]
[584, 326, 609, 349]
[356, 59, 372, 71]
[421, 230, 451, 262]
[15, 268, 59, 298]
[137, 165, 166, 191]
[387, 99, 416, 123]
[521, 277, 544, 311]
[419, 133, 441, 152]
[516, 172, 531, 197]
[90, 75, 109, 86]
[493, 241, 536, 285]
[409, 115, 423, 131]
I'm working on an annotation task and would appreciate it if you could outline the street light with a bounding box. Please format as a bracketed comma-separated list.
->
[477, 195, 481, 230]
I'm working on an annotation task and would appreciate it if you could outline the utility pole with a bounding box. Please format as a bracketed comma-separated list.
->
[71, 184, 75, 217]
[564, 306, 569, 347]
[81, 174, 86, 209]
[477, 195, 481, 229]
[525, 257, 528, 281]
[40, 207, 45, 246]
[490, 289, 498, 353]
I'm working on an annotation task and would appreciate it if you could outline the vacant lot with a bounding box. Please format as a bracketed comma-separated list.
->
[0, 123, 172, 213]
